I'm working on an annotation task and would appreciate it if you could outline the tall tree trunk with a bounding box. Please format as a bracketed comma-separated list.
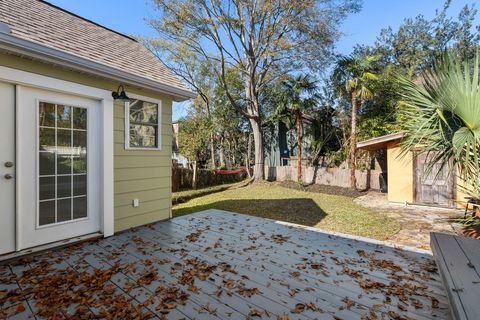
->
[246, 132, 252, 178]
[296, 112, 303, 183]
[225, 139, 232, 169]
[232, 138, 236, 167]
[249, 118, 264, 180]
[192, 160, 198, 189]
[350, 90, 358, 190]
[244, 67, 264, 180]
[210, 133, 216, 169]
[219, 136, 225, 168]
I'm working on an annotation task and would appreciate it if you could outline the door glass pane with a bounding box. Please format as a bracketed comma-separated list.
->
[57, 154, 72, 175]
[57, 106, 72, 128]
[39, 201, 55, 225]
[38, 103, 88, 226]
[57, 129, 72, 147]
[73, 197, 87, 219]
[73, 175, 87, 196]
[39, 128, 55, 151]
[39, 152, 55, 175]
[73, 131, 86, 148]
[73, 108, 87, 129]
[57, 176, 72, 198]
[72, 156, 87, 174]
[57, 199, 72, 222]
[39, 177, 55, 200]
[39, 102, 56, 127]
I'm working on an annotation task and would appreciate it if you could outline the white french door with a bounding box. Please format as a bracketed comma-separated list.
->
[17, 86, 101, 250]
[0, 82, 16, 255]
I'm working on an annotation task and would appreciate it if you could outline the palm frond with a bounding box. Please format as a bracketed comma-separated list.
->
[397, 50, 480, 195]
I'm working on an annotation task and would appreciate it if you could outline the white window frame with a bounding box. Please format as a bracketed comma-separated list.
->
[124, 94, 162, 151]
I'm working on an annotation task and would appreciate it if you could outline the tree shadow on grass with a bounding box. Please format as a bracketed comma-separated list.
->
[173, 198, 326, 227]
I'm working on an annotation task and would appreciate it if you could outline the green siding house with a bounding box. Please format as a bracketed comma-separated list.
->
[0, 0, 195, 257]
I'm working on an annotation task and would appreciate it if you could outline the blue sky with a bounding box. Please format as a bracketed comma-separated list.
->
[48, 0, 479, 120]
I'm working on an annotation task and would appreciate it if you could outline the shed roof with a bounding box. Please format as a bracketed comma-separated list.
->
[0, 0, 195, 100]
[357, 132, 405, 151]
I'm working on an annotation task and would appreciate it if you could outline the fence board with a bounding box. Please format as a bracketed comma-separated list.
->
[266, 165, 382, 190]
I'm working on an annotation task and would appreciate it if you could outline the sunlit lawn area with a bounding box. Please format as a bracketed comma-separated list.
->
[173, 183, 400, 240]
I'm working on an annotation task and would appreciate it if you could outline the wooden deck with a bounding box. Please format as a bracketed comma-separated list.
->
[1, 209, 451, 319]
[431, 232, 480, 320]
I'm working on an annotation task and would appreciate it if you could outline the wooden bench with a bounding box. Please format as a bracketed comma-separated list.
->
[431, 232, 480, 320]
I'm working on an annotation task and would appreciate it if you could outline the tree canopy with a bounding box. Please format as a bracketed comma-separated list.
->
[149, 0, 361, 179]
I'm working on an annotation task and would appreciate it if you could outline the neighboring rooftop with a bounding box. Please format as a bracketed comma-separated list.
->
[0, 0, 194, 99]
[357, 132, 405, 151]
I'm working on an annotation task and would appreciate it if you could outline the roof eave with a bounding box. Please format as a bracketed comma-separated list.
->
[357, 132, 406, 151]
[0, 32, 197, 101]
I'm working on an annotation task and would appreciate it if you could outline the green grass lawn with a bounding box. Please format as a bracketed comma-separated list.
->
[173, 183, 400, 240]
[172, 180, 248, 205]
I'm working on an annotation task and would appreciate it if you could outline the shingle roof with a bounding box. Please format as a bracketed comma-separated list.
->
[0, 0, 191, 96]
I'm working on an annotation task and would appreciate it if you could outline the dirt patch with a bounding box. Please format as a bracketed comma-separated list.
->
[275, 180, 365, 198]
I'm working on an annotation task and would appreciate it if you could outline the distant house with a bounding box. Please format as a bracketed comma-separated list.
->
[264, 121, 291, 167]
[0, 0, 195, 256]
[357, 133, 467, 208]
[264, 120, 315, 167]
[172, 122, 189, 168]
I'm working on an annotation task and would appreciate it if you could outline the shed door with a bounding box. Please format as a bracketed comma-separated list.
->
[414, 152, 455, 207]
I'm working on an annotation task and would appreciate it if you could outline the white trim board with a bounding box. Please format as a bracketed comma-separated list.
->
[0, 232, 102, 263]
[0, 65, 114, 243]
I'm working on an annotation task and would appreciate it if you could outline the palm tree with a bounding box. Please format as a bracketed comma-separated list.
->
[276, 75, 319, 182]
[333, 55, 379, 189]
[397, 51, 480, 204]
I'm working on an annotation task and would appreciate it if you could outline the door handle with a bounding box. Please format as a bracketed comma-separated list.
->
[4, 174, 13, 180]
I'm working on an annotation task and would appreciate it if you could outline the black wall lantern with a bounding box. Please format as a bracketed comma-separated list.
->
[112, 85, 131, 101]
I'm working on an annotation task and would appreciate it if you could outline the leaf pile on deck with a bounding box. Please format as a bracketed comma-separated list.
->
[0, 254, 155, 319]
[270, 234, 291, 244]
[0, 214, 449, 320]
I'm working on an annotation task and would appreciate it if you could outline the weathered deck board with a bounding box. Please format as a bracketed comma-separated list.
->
[135, 225, 364, 318]
[168, 211, 449, 297]
[106, 225, 355, 319]
[1, 210, 451, 319]
[102, 231, 315, 319]
[7, 261, 39, 319]
[146, 213, 448, 319]
[431, 232, 480, 320]
[94, 241, 252, 320]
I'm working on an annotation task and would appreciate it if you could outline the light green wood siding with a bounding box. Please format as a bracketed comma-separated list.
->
[1, 53, 174, 232]
[113, 100, 172, 231]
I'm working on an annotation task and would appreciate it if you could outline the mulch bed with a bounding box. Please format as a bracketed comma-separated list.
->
[275, 180, 365, 198]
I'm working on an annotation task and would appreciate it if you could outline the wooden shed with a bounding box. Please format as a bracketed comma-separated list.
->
[357, 133, 467, 208]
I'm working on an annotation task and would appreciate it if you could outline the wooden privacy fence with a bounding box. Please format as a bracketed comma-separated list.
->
[265, 165, 382, 190]
[172, 167, 247, 192]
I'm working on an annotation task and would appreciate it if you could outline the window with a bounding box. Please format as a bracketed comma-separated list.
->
[125, 99, 161, 149]
[38, 102, 88, 226]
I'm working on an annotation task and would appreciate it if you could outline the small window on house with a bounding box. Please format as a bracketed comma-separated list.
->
[126, 99, 161, 149]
